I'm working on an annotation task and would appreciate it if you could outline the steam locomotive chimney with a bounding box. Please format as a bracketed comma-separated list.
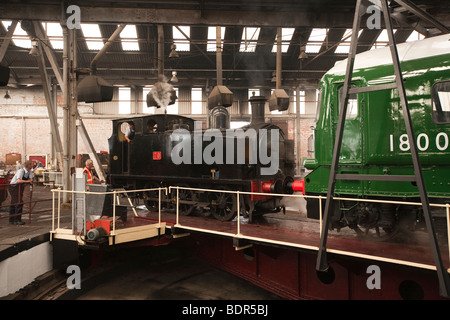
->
[249, 94, 266, 125]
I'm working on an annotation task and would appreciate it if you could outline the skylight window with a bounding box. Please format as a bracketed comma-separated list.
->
[207, 26, 225, 52]
[335, 29, 363, 54]
[370, 29, 397, 50]
[240, 27, 261, 52]
[80, 23, 104, 50]
[173, 26, 190, 51]
[305, 28, 328, 53]
[2, 20, 31, 49]
[41, 22, 64, 50]
[405, 30, 425, 42]
[120, 25, 139, 51]
[271, 28, 295, 53]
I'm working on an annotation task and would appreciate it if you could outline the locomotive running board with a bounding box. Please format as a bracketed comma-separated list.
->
[316, 0, 450, 298]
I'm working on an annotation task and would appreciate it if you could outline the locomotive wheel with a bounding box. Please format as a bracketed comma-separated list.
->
[344, 202, 400, 242]
[210, 191, 237, 221]
[143, 182, 161, 212]
[351, 223, 399, 242]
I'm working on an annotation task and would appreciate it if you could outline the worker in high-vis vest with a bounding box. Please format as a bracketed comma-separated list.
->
[83, 159, 104, 184]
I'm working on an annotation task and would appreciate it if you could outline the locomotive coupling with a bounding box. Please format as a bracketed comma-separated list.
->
[283, 176, 305, 195]
[262, 180, 283, 194]
[261, 177, 305, 195]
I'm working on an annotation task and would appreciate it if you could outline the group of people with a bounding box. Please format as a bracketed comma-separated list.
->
[6, 121, 135, 225]
[7, 158, 104, 225]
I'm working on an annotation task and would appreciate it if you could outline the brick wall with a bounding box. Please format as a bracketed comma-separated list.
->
[0, 87, 111, 166]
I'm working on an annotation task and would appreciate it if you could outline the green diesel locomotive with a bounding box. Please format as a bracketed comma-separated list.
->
[304, 33, 450, 239]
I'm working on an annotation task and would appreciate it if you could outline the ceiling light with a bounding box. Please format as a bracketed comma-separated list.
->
[4, 90, 11, 99]
[169, 44, 179, 58]
[29, 39, 39, 56]
[170, 71, 178, 83]
[298, 46, 308, 60]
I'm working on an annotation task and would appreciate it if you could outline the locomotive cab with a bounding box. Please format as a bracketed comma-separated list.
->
[303, 34, 450, 240]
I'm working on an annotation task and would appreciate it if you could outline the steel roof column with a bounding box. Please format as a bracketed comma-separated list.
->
[62, 25, 77, 205]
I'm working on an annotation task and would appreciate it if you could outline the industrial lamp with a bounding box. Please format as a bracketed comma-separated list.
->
[170, 71, 178, 83]
[169, 44, 179, 58]
[298, 46, 308, 60]
[29, 39, 39, 56]
[271, 71, 276, 82]
[4, 90, 11, 99]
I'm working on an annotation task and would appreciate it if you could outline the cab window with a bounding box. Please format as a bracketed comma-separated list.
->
[338, 85, 358, 120]
[432, 81, 450, 124]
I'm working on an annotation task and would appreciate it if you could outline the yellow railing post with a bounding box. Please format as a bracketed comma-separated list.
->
[446, 203, 450, 270]
[158, 188, 161, 225]
[176, 187, 179, 225]
[112, 190, 116, 235]
[237, 191, 241, 236]
[318, 195, 323, 237]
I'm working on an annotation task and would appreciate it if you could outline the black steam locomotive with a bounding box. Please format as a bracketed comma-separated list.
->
[108, 95, 304, 221]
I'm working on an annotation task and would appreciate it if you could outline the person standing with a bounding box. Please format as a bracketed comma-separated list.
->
[124, 122, 135, 142]
[83, 159, 104, 184]
[8, 160, 33, 225]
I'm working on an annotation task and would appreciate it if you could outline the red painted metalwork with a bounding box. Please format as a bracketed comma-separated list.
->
[0, 177, 8, 205]
[152, 151, 162, 160]
[0, 180, 53, 224]
[251, 181, 273, 201]
[174, 232, 446, 300]
[261, 181, 274, 193]
[291, 179, 305, 194]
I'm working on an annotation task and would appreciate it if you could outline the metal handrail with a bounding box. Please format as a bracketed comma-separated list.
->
[169, 185, 450, 272]
[50, 187, 168, 239]
[48, 184, 450, 272]
[0, 181, 53, 224]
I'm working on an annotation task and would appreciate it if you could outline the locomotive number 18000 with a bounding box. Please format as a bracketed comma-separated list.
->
[389, 132, 449, 152]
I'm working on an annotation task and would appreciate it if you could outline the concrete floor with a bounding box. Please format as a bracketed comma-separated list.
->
[0, 184, 72, 253]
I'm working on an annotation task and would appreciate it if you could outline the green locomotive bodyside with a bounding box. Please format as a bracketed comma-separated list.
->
[304, 34, 450, 200]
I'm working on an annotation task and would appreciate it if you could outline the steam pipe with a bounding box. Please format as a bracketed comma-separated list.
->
[90, 23, 126, 75]
[216, 26, 222, 86]
[276, 27, 282, 89]
[157, 25, 164, 77]
[62, 24, 70, 203]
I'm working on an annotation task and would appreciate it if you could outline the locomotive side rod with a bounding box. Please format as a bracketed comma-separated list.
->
[315, 0, 450, 298]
